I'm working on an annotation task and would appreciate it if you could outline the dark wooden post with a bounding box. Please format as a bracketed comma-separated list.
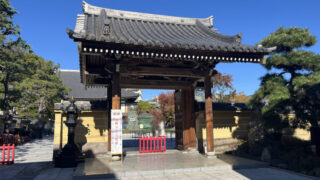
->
[174, 90, 183, 150]
[204, 75, 214, 154]
[109, 64, 121, 152]
[112, 65, 121, 109]
[107, 85, 112, 152]
[182, 87, 197, 150]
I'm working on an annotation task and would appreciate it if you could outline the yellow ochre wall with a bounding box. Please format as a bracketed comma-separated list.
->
[195, 110, 310, 142]
[53, 110, 109, 157]
[53, 109, 310, 156]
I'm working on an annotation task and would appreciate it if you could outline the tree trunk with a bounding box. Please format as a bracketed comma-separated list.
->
[3, 73, 12, 134]
[38, 96, 46, 121]
[159, 121, 165, 136]
[36, 96, 46, 139]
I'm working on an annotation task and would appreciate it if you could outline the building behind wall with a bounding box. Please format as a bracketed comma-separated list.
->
[53, 70, 141, 158]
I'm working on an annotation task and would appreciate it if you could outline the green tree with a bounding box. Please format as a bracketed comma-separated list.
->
[249, 27, 320, 154]
[136, 101, 155, 115]
[0, 0, 31, 133]
[14, 53, 68, 123]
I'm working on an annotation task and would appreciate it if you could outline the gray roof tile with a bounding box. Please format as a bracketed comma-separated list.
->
[58, 70, 140, 100]
[67, 1, 274, 55]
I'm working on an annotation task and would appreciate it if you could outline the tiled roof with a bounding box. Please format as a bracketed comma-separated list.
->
[58, 70, 140, 100]
[67, 1, 275, 55]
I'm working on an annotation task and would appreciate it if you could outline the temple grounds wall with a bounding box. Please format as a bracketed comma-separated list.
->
[53, 108, 310, 157]
[195, 110, 310, 154]
[53, 110, 108, 158]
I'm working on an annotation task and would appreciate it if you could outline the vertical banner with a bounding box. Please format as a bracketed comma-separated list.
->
[111, 109, 122, 154]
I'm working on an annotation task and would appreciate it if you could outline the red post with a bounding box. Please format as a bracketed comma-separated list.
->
[1, 145, 4, 164]
[7, 146, 10, 163]
[150, 136, 152, 152]
[164, 136, 166, 152]
[143, 137, 145, 153]
[146, 137, 149, 153]
[139, 137, 141, 153]
[156, 137, 159, 152]
[11, 144, 14, 164]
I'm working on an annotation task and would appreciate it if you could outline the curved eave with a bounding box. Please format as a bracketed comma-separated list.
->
[67, 28, 272, 55]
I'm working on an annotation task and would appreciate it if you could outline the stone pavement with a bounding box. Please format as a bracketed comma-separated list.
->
[0, 136, 58, 180]
[0, 135, 317, 180]
[79, 152, 268, 177]
[74, 152, 316, 180]
[115, 167, 317, 180]
[14, 136, 54, 163]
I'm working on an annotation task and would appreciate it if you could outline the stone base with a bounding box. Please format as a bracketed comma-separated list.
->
[111, 156, 121, 161]
[53, 142, 108, 159]
[182, 147, 199, 154]
[206, 151, 216, 158]
[54, 154, 78, 168]
[54, 143, 85, 168]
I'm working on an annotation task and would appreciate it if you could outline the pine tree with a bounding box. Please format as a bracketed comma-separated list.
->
[0, 0, 31, 133]
[14, 53, 68, 123]
[249, 27, 320, 155]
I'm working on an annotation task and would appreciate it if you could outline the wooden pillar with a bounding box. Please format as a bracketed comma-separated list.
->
[108, 64, 121, 152]
[112, 71, 121, 109]
[107, 85, 112, 152]
[205, 75, 214, 153]
[174, 90, 183, 150]
[182, 87, 197, 150]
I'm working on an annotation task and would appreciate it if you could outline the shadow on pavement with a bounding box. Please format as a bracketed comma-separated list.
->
[0, 161, 53, 180]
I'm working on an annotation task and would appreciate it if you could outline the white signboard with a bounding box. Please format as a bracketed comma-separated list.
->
[111, 109, 122, 154]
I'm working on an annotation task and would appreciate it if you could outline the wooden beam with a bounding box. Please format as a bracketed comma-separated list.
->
[205, 75, 214, 153]
[120, 79, 193, 89]
[121, 66, 207, 78]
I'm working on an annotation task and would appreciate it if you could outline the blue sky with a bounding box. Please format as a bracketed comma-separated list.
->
[10, 0, 320, 100]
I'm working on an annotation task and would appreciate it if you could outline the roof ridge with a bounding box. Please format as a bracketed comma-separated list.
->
[82, 1, 213, 27]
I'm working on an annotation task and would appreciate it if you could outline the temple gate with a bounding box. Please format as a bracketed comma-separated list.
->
[66, 1, 274, 155]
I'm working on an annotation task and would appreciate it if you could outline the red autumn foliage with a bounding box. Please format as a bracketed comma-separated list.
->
[150, 91, 175, 127]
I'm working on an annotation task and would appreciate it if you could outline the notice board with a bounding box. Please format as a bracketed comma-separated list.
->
[111, 109, 122, 154]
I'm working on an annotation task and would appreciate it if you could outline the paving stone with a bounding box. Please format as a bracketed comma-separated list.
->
[34, 168, 62, 180]
[0, 135, 316, 180]
[143, 175, 169, 180]
[55, 168, 74, 180]
[183, 172, 214, 180]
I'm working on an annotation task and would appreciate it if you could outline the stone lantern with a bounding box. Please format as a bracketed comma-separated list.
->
[55, 99, 83, 167]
